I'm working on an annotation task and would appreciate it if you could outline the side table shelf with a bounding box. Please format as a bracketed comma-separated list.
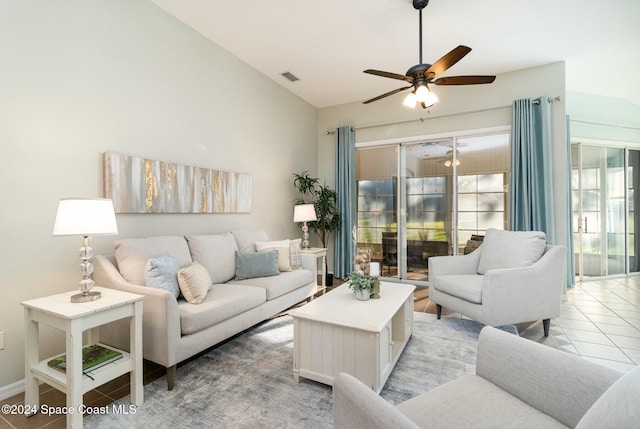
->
[21, 287, 144, 429]
[30, 344, 133, 395]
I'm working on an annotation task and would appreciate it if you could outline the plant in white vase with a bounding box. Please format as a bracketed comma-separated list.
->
[346, 271, 374, 301]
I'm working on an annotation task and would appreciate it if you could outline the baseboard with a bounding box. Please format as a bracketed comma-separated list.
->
[0, 379, 24, 401]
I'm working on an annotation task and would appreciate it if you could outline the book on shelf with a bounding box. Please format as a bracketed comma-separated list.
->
[47, 344, 123, 374]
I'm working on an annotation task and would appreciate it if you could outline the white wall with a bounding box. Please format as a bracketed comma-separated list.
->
[0, 1, 316, 389]
[567, 91, 640, 143]
[317, 62, 568, 271]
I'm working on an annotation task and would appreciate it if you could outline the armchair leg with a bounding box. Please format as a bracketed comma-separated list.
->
[167, 365, 177, 390]
[542, 319, 550, 337]
[436, 304, 442, 320]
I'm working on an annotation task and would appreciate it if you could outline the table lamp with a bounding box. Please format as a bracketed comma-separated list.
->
[53, 198, 118, 302]
[293, 204, 317, 249]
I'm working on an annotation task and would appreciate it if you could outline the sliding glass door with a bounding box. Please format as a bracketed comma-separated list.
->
[356, 131, 510, 284]
[572, 143, 640, 280]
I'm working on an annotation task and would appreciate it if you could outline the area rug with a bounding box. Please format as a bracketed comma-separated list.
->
[84, 313, 516, 429]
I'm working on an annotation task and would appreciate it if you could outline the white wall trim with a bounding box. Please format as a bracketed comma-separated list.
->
[0, 379, 24, 401]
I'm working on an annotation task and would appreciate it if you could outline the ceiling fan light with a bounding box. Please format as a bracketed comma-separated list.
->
[425, 88, 438, 105]
[444, 159, 452, 168]
[403, 91, 417, 108]
[414, 84, 429, 103]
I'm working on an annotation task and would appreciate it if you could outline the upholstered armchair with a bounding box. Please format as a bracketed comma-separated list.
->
[428, 229, 566, 336]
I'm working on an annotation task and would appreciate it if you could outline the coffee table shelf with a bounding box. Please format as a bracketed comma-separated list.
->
[289, 282, 415, 393]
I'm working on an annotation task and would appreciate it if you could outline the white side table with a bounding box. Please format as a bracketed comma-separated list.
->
[21, 287, 144, 428]
[300, 247, 327, 295]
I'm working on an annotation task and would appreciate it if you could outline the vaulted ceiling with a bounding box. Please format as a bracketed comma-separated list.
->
[150, 0, 639, 109]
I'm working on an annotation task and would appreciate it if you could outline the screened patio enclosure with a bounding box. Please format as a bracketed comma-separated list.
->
[356, 132, 510, 284]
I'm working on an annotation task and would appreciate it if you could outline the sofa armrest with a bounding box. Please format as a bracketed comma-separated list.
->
[93, 255, 181, 368]
[481, 245, 566, 324]
[476, 327, 623, 428]
[333, 373, 419, 429]
[429, 247, 482, 277]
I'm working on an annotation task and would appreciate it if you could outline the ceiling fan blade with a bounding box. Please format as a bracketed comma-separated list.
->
[363, 86, 413, 104]
[425, 45, 472, 78]
[364, 69, 413, 83]
[433, 75, 496, 85]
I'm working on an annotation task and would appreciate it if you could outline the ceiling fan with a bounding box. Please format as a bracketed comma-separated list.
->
[363, 0, 496, 108]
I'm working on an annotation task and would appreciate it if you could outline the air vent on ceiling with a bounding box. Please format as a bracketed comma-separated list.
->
[281, 72, 299, 82]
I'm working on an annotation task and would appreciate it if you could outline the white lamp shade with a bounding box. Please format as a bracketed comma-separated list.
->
[293, 204, 317, 222]
[53, 198, 119, 236]
[403, 91, 417, 108]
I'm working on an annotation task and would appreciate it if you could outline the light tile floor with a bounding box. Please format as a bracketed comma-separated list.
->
[416, 276, 640, 373]
[551, 277, 640, 372]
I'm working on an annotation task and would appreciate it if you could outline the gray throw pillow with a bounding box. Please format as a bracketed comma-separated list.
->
[145, 255, 181, 298]
[235, 250, 280, 280]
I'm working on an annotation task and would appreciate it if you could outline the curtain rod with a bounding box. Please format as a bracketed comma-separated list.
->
[325, 96, 561, 135]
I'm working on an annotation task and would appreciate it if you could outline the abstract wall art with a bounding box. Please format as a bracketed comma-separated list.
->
[104, 152, 252, 214]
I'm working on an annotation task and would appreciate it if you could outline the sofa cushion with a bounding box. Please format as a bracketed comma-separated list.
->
[114, 235, 193, 285]
[575, 364, 640, 429]
[477, 228, 546, 275]
[231, 229, 270, 252]
[186, 233, 238, 284]
[145, 255, 181, 298]
[396, 374, 567, 429]
[434, 275, 484, 304]
[179, 283, 266, 335]
[256, 239, 292, 272]
[178, 261, 211, 304]
[235, 250, 280, 280]
[230, 269, 313, 300]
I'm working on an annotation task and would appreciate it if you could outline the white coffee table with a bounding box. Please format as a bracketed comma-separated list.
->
[289, 282, 415, 393]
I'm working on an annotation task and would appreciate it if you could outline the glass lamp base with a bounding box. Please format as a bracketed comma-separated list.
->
[71, 291, 101, 303]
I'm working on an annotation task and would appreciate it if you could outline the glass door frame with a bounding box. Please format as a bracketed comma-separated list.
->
[572, 139, 637, 281]
[356, 126, 511, 286]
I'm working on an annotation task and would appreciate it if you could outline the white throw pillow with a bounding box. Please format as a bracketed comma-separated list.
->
[177, 261, 211, 304]
[477, 228, 547, 275]
[256, 239, 292, 272]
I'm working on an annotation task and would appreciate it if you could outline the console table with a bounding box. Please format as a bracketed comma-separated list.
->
[22, 287, 143, 428]
[289, 282, 415, 393]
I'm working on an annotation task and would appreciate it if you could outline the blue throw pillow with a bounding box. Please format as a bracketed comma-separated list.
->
[235, 250, 280, 280]
[145, 255, 181, 298]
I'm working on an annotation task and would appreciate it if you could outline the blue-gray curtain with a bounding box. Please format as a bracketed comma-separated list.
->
[510, 97, 555, 243]
[565, 115, 575, 287]
[334, 126, 356, 278]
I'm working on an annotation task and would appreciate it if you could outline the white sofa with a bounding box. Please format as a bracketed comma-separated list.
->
[334, 326, 640, 429]
[93, 230, 317, 390]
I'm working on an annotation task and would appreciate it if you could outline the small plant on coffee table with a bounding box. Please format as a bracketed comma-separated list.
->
[346, 271, 374, 295]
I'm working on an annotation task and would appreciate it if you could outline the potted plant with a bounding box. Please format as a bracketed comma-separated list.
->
[346, 271, 374, 301]
[293, 171, 342, 285]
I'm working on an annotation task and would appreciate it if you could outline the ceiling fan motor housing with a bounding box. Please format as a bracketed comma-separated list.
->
[407, 63, 433, 83]
[413, 0, 429, 10]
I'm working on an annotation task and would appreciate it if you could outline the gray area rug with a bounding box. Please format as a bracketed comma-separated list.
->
[85, 313, 516, 429]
